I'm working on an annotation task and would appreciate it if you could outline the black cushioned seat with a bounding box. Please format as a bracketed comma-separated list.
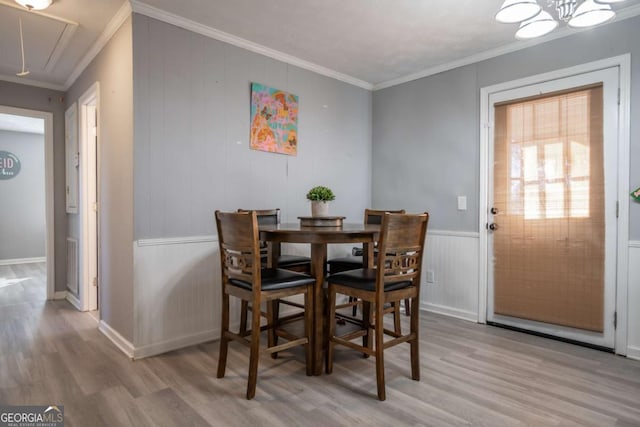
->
[326, 255, 363, 273]
[328, 268, 411, 292]
[277, 254, 313, 268]
[230, 268, 315, 291]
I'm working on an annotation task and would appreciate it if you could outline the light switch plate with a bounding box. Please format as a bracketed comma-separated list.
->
[457, 196, 467, 211]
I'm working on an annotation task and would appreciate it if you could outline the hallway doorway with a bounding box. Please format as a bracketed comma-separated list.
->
[0, 106, 54, 302]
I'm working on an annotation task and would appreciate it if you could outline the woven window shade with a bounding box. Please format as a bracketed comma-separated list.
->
[493, 85, 605, 332]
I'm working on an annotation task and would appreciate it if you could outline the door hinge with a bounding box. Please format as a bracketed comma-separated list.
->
[616, 201, 619, 218]
[92, 202, 98, 212]
[617, 88, 621, 106]
[614, 311, 617, 329]
[92, 277, 98, 287]
[483, 122, 493, 129]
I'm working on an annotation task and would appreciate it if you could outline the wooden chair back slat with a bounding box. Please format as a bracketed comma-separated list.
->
[237, 209, 283, 262]
[376, 213, 429, 290]
[364, 208, 405, 225]
[215, 210, 261, 290]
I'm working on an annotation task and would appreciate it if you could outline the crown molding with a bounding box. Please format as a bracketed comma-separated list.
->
[373, 3, 640, 91]
[0, 73, 65, 91]
[63, 0, 132, 90]
[615, 2, 640, 21]
[130, 0, 373, 91]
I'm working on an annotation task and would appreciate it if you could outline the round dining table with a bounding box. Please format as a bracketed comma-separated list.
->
[259, 222, 380, 375]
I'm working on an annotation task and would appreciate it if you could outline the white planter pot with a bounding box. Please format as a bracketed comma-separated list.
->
[310, 201, 329, 217]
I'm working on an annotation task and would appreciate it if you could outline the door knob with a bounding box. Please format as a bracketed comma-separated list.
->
[490, 207, 499, 215]
[488, 223, 499, 231]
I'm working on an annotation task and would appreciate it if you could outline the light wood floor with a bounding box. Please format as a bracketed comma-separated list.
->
[1, 263, 639, 426]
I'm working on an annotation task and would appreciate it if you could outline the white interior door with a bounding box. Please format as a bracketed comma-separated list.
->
[78, 83, 99, 313]
[487, 67, 619, 349]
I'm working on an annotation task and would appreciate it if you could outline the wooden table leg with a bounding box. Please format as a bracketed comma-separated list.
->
[363, 242, 373, 268]
[266, 241, 280, 268]
[310, 243, 327, 375]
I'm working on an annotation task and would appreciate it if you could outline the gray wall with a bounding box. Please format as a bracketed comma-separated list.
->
[373, 15, 640, 238]
[132, 14, 373, 240]
[0, 130, 45, 260]
[66, 17, 134, 341]
[0, 81, 67, 291]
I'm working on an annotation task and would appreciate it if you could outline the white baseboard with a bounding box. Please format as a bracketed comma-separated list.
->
[53, 291, 67, 300]
[0, 257, 46, 266]
[66, 291, 82, 310]
[133, 329, 219, 359]
[421, 302, 478, 323]
[99, 320, 135, 359]
[627, 346, 640, 361]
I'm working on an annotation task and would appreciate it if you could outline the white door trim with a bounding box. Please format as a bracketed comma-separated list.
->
[78, 82, 100, 312]
[479, 54, 631, 355]
[0, 105, 55, 300]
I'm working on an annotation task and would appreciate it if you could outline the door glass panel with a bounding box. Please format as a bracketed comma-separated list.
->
[524, 184, 540, 219]
[570, 180, 589, 217]
[544, 142, 563, 179]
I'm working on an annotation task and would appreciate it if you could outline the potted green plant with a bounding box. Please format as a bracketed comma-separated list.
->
[306, 186, 335, 217]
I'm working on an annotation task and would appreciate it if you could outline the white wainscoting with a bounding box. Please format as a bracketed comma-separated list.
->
[628, 241, 640, 360]
[133, 236, 228, 359]
[421, 230, 480, 322]
[129, 230, 481, 358]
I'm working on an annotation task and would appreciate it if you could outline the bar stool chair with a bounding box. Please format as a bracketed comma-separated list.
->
[327, 209, 409, 334]
[238, 208, 311, 336]
[215, 210, 314, 399]
[326, 212, 429, 401]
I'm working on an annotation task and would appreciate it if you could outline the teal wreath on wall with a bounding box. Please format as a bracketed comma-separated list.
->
[0, 151, 20, 180]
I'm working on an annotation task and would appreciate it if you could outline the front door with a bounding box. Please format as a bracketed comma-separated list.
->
[487, 67, 619, 348]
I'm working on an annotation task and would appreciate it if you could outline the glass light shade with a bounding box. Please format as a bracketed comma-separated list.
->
[594, 0, 626, 3]
[568, 0, 615, 27]
[496, 0, 542, 23]
[515, 10, 559, 39]
[14, 0, 52, 10]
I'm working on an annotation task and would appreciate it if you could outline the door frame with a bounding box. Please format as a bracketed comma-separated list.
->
[479, 54, 631, 355]
[78, 82, 100, 312]
[0, 105, 55, 300]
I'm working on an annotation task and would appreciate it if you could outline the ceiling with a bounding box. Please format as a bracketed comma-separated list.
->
[1, 0, 639, 91]
[0, 113, 44, 134]
[0, 0, 125, 89]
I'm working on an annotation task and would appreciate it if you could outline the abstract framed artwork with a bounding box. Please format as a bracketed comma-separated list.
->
[250, 82, 299, 156]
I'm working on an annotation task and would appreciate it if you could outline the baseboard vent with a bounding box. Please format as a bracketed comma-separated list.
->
[66, 237, 79, 295]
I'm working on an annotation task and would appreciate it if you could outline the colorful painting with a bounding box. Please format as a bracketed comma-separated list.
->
[250, 83, 299, 156]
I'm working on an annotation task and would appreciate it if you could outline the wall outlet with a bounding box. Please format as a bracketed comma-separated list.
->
[425, 269, 435, 283]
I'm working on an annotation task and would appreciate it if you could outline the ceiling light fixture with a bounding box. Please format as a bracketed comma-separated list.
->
[14, 0, 52, 11]
[496, 0, 623, 38]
